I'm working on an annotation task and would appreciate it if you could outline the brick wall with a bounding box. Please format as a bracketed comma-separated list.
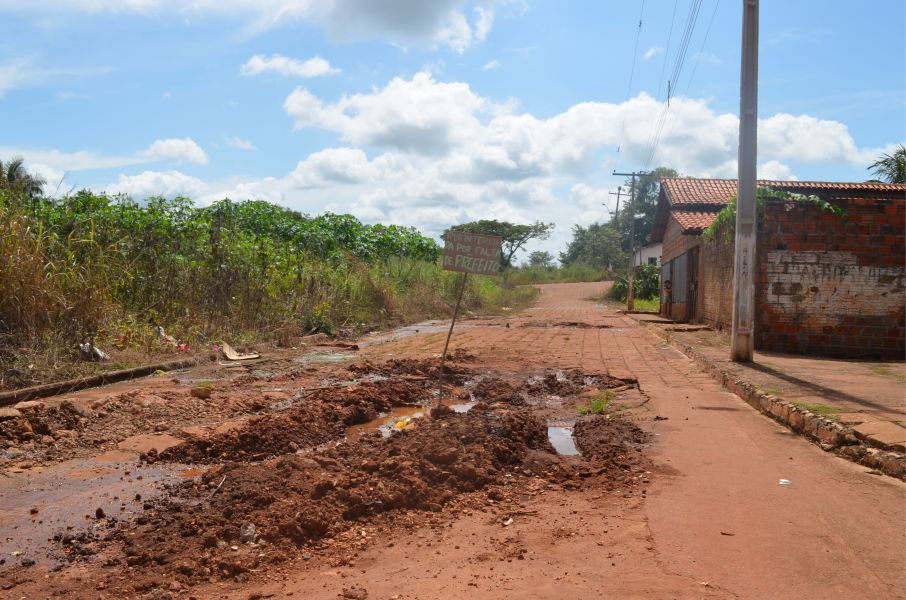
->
[755, 197, 905, 359]
[696, 221, 735, 330]
[660, 216, 703, 320]
[661, 216, 701, 263]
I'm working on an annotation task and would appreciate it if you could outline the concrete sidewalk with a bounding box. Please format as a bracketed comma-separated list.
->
[630, 314, 906, 478]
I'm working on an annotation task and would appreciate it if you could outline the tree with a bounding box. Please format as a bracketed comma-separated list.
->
[444, 219, 555, 268]
[0, 157, 46, 203]
[868, 145, 906, 183]
[527, 250, 555, 268]
[611, 166, 679, 251]
[559, 223, 625, 272]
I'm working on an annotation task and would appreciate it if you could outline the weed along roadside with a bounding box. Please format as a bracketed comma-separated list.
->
[0, 195, 536, 392]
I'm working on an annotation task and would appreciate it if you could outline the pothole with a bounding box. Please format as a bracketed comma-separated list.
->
[547, 426, 580, 456]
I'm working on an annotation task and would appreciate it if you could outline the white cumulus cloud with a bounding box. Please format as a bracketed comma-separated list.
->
[1, 1, 500, 52]
[240, 54, 340, 78]
[106, 170, 207, 199]
[482, 59, 501, 70]
[224, 136, 258, 151]
[141, 138, 208, 165]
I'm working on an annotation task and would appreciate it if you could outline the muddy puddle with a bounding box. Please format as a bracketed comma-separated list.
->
[293, 351, 357, 364]
[0, 453, 195, 569]
[345, 398, 476, 440]
[547, 426, 580, 456]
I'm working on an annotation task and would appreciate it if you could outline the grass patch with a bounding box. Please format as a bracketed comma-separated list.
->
[869, 365, 906, 383]
[579, 391, 616, 415]
[789, 401, 841, 421]
[631, 297, 660, 312]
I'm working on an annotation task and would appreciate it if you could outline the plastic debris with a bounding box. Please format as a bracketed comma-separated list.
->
[778, 479, 792, 486]
[221, 342, 260, 361]
[79, 342, 109, 361]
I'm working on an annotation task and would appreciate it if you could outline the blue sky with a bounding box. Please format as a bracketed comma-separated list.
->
[1, 1, 903, 259]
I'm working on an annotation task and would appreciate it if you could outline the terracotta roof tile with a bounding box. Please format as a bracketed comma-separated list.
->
[661, 178, 905, 207]
[672, 210, 719, 234]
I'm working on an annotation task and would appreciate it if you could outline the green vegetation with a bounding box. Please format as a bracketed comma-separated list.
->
[444, 219, 555, 268]
[608, 263, 660, 303]
[868, 145, 906, 183]
[789, 401, 841, 421]
[506, 262, 604, 285]
[559, 223, 625, 274]
[579, 391, 616, 415]
[869, 365, 906, 383]
[702, 187, 846, 242]
[0, 169, 534, 388]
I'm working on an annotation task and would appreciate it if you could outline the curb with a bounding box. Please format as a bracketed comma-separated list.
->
[640, 322, 906, 481]
[0, 354, 217, 407]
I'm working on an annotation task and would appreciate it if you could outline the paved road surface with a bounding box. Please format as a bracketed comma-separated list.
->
[237, 281, 905, 599]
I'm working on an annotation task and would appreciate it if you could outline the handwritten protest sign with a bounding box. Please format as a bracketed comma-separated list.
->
[442, 231, 503, 276]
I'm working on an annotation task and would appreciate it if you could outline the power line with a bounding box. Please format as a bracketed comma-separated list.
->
[684, 0, 721, 97]
[642, 0, 705, 168]
[655, 0, 680, 101]
[615, 0, 646, 157]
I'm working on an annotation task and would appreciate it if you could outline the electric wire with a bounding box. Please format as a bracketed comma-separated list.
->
[683, 0, 721, 97]
[642, 0, 704, 168]
[615, 0, 646, 159]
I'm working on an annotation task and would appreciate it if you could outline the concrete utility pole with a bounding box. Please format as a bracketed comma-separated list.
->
[613, 170, 648, 311]
[731, 0, 759, 362]
[608, 186, 625, 220]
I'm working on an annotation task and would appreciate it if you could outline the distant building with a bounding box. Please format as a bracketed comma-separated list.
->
[632, 243, 661, 268]
[650, 178, 905, 359]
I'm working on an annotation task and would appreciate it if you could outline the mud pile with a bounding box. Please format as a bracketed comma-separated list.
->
[573, 416, 650, 480]
[102, 406, 552, 587]
[348, 353, 473, 383]
[161, 379, 432, 463]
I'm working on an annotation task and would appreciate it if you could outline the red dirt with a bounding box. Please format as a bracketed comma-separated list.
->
[2, 282, 902, 600]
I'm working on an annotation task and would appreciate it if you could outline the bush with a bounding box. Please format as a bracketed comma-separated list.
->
[609, 263, 660, 302]
[0, 189, 534, 387]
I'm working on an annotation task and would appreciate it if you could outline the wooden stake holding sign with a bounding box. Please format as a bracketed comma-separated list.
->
[438, 231, 503, 395]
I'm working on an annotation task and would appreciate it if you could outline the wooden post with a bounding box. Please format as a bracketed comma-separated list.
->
[438, 272, 468, 397]
[731, 0, 758, 362]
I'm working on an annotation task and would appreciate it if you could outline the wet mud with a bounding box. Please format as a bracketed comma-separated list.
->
[0, 343, 652, 598]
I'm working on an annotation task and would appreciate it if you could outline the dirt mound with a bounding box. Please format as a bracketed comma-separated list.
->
[95, 407, 553, 589]
[348, 355, 473, 383]
[161, 380, 431, 463]
[573, 416, 650, 480]
[467, 377, 526, 405]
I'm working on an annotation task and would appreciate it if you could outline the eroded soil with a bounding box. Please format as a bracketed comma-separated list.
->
[0, 315, 658, 599]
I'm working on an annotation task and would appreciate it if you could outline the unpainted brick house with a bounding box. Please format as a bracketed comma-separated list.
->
[650, 178, 905, 359]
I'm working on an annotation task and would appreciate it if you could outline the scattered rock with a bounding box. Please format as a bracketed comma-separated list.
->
[339, 585, 369, 599]
[239, 523, 258, 544]
[0, 408, 23, 421]
[190, 387, 212, 400]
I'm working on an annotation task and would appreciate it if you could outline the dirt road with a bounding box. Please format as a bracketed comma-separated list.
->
[1, 282, 903, 599]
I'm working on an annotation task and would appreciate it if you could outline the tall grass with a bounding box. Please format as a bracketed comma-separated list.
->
[0, 190, 535, 388]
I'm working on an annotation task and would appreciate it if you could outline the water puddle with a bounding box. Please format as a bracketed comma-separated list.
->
[345, 406, 427, 440]
[547, 426, 580, 456]
[0, 455, 195, 568]
[344, 397, 476, 441]
[293, 351, 357, 364]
